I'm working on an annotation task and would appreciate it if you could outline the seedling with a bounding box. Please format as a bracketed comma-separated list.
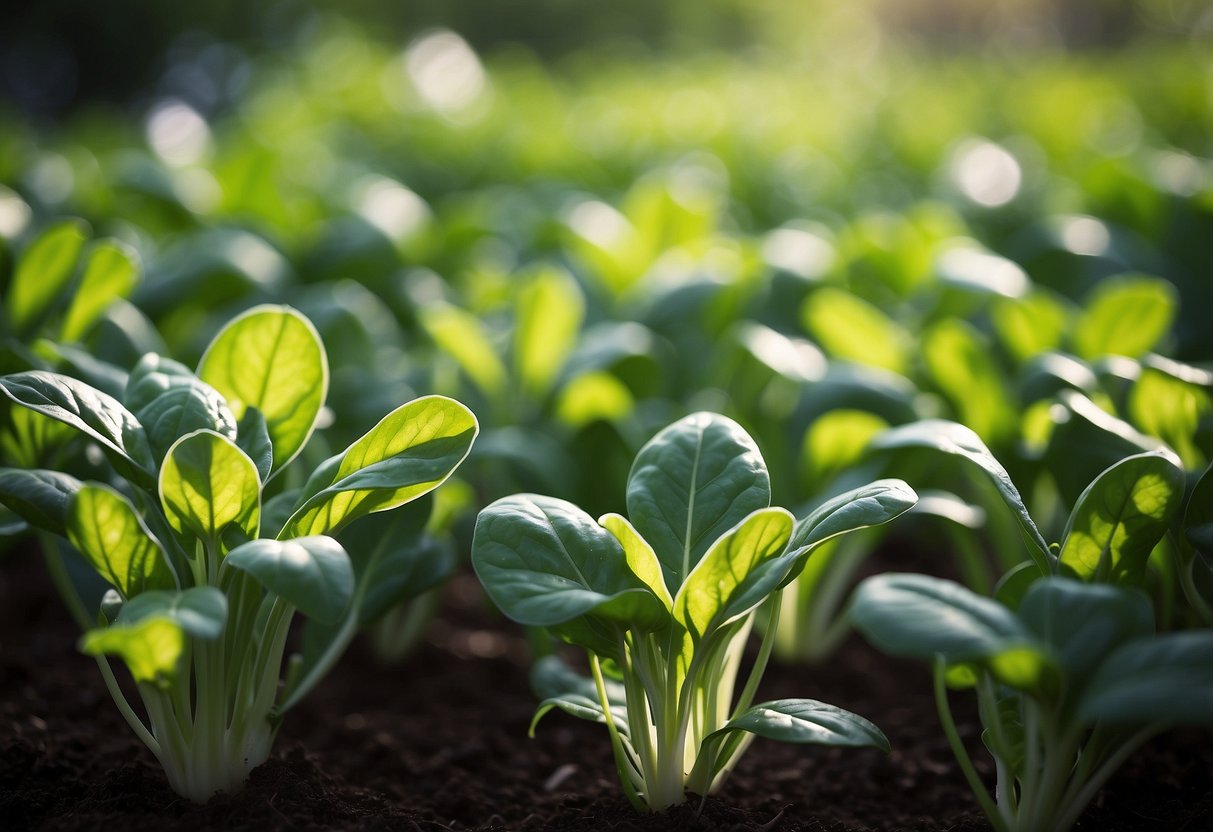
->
[0, 305, 478, 800]
[472, 412, 915, 810]
[850, 441, 1209, 832]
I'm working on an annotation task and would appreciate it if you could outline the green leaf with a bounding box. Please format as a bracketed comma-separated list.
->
[1017, 578, 1154, 682]
[787, 479, 918, 566]
[66, 483, 172, 598]
[8, 219, 88, 334]
[135, 382, 239, 464]
[280, 396, 476, 538]
[125, 354, 196, 413]
[472, 494, 665, 632]
[158, 430, 261, 547]
[226, 536, 353, 624]
[514, 266, 585, 398]
[872, 420, 1051, 568]
[922, 319, 1014, 442]
[1128, 366, 1211, 469]
[235, 407, 273, 482]
[801, 410, 888, 485]
[419, 301, 508, 399]
[1074, 274, 1177, 360]
[801, 287, 910, 374]
[627, 412, 771, 593]
[599, 512, 673, 611]
[851, 573, 1029, 663]
[0, 468, 82, 534]
[991, 290, 1070, 363]
[197, 305, 328, 473]
[0, 371, 155, 487]
[1077, 631, 1213, 725]
[674, 507, 793, 640]
[60, 241, 140, 342]
[529, 655, 629, 736]
[80, 616, 185, 687]
[707, 699, 889, 751]
[1058, 452, 1185, 586]
[114, 586, 227, 639]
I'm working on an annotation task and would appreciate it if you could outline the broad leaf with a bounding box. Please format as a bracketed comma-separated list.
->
[236, 407, 273, 482]
[420, 301, 508, 399]
[707, 699, 889, 751]
[126, 354, 196, 413]
[197, 305, 328, 473]
[1058, 452, 1184, 586]
[674, 507, 794, 640]
[8, 219, 88, 334]
[850, 573, 1029, 663]
[280, 395, 477, 538]
[80, 616, 185, 687]
[514, 266, 584, 397]
[0, 468, 82, 534]
[472, 494, 665, 631]
[60, 241, 140, 342]
[66, 484, 172, 598]
[226, 536, 353, 624]
[801, 287, 910, 374]
[0, 371, 155, 487]
[1077, 631, 1213, 725]
[1017, 578, 1154, 682]
[159, 430, 261, 547]
[922, 319, 1013, 442]
[627, 412, 771, 593]
[872, 420, 1051, 567]
[990, 290, 1069, 363]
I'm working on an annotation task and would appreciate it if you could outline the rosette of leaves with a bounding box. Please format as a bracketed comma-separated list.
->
[0, 305, 478, 801]
[472, 412, 916, 810]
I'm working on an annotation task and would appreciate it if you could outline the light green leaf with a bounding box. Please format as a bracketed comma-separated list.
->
[0, 371, 155, 487]
[280, 395, 477, 538]
[0, 468, 82, 534]
[707, 699, 889, 751]
[1058, 452, 1185, 586]
[872, 420, 1051, 568]
[226, 536, 353, 624]
[67, 483, 172, 598]
[800, 287, 910, 374]
[1078, 631, 1213, 725]
[8, 219, 88, 334]
[851, 573, 1029, 663]
[627, 412, 771, 594]
[990, 290, 1069, 363]
[197, 305, 328, 473]
[1074, 274, 1176, 360]
[159, 430, 261, 548]
[80, 616, 185, 687]
[801, 410, 888, 485]
[514, 266, 585, 397]
[599, 512, 673, 611]
[419, 301, 507, 399]
[472, 494, 665, 632]
[1129, 366, 1211, 469]
[674, 507, 793, 640]
[60, 241, 140, 342]
[922, 319, 1014, 442]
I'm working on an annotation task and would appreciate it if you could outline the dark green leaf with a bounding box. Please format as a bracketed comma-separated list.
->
[0, 468, 82, 534]
[627, 412, 770, 593]
[1078, 631, 1213, 725]
[226, 536, 354, 624]
[707, 699, 889, 751]
[114, 586, 227, 639]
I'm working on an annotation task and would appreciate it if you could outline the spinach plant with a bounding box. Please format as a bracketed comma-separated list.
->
[849, 438, 1208, 832]
[0, 305, 478, 800]
[472, 412, 915, 810]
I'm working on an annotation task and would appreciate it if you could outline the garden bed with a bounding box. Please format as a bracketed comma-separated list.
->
[2, 548, 1209, 831]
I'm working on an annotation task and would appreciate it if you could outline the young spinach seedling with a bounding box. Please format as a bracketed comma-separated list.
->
[0, 305, 478, 801]
[472, 412, 915, 810]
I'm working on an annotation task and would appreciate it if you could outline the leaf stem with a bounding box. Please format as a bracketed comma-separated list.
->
[934, 659, 1008, 832]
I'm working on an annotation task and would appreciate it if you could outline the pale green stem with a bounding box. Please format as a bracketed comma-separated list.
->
[934, 659, 1008, 832]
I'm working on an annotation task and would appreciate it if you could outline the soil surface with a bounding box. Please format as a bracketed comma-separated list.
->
[2, 544, 1210, 831]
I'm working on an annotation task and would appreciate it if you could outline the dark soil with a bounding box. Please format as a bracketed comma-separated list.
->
[2, 545, 1210, 831]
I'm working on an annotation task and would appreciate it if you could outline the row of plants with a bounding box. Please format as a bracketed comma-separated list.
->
[1, 23, 1210, 831]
